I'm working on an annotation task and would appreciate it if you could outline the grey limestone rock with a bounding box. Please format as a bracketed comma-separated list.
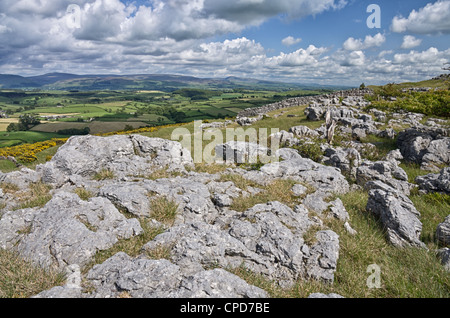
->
[322, 146, 362, 178]
[37, 134, 193, 185]
[215, 141, 270, 164]
[397, 126, 450, 171]
[166, 268, 269, 298]
[305, 230, 340, 283]
[270, 130, 299, 147]
[260, 157, 350, 195]
[81, 252, 268, 298]
[289, 125, 320, 138]
[0, 167, 42, 189]
[437, 248, 450, 272]
[366, 181, 426, 248]
[142, 201, 335, 287]
[416, 167, 450, 195]
[436, 215, 450, 247]
[356, 160, 413, 195]
[0, 192, 143, 268]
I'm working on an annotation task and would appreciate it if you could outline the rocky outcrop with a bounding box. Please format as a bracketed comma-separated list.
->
[436, 216, 450, 247]
[356, 160, 413, 195]
[397, 126, 450, 171]
[237, 88, 373, 120]
[366, 181, 426, 248]
[142, 201, 340, 287]
[259, 156, 350, 194]
[416, 168, 450, 194]
[215, 141, 270, 164]
[37, 134, 193, 185]
[2, 91, 449, 298]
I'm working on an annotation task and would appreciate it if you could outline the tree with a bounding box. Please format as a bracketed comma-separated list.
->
[360, 83, 366, 89]
[7, 123, 19, 132]
[18, 114, 41, 130]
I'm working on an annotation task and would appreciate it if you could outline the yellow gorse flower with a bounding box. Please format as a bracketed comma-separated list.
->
[0, 122, 188, 163]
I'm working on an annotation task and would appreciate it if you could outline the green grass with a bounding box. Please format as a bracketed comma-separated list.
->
[0, 131, 65, 148]
[0, 249, 66, 298]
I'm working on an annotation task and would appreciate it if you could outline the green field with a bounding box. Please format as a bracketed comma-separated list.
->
[0, 131, 65, 148]
[0, 88, 330, 146]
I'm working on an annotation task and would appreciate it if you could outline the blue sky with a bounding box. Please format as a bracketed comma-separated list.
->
[0, 0, 449, 86]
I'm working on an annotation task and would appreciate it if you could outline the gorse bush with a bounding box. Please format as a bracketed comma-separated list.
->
[0, 138, 67, 163]
[366, 87, 450, 118]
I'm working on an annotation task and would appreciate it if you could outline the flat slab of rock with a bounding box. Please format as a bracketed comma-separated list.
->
[260, 157, 350, 194]
[86, 252, 269, 298]
[0, 192, 143, 269]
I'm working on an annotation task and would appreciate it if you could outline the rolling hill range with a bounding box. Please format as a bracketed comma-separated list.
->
[0, 73, 348, 92]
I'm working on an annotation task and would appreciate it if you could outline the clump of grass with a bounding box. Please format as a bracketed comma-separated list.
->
[410, 192, 450, 246]
[399, 162, 430, 184]
[187, 163, 228, 174]
[145, 244, 173, 260]
[0, 249, 66, 298]
[74, 188, 95, 201]
[93, 169, 115, 181]
[1, 183, 20, 194]
[146, 168, 183, 180]
[83, 219, 166, 275]
[230, 179, 298, 212]
[291, 140, 324, 162]
[218, 174, 260, 191]
[149, 196, 179, 227]
[14, 182, 53, 210]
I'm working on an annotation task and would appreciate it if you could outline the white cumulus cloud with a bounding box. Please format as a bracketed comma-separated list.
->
[343, 33, 385, 51]
[282, 36, 302, 46]
[401, 35, 422, 49]
[391, 0, 450, 34]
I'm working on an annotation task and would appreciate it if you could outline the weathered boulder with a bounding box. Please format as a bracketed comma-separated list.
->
[0, 168, 41, 189]
[236, 116, 262, 126]
[436, 215, 450, 247]
[397, 126, 450, 171]
[37, 135, 193, 185]
[166, 268, 269, 298]
[437, 248, 450, 272]
[215, 141, 270, 164]
[366, 181, 426, 248]
[305, 230, 340, 283]
[0, 192, 143, 269]
[322, 146, 362, 178]
[356, 160, 413, 195]
[270, 131, 299, 147]
[304, 106, 325, 121]
[289, 125, 320, 138]
[416, 167, 450, 195]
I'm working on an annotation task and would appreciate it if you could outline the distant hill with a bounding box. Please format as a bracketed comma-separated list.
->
[0, 73, 350, 92]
